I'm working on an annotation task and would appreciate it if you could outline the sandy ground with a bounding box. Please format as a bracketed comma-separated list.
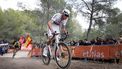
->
[0, 51, 122, 69]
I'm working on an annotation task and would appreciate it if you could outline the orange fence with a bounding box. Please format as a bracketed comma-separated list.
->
[31, 47, 42, 57]
[30, 44, 122, 60]
[69, 44, 122, 60]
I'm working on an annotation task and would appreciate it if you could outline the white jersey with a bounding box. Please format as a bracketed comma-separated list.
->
[51, 13, 68, 26]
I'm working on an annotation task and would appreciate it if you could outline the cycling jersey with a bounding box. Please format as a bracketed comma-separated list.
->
[51, 13, 68, 26]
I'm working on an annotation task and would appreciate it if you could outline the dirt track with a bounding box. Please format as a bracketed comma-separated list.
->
[0, 51, 122, 69]
[0, 57, 122, 69]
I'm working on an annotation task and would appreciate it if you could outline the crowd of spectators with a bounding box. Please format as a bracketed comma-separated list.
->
[0, 40, 8, 44]
[65, 37, 122, 46]
[0, 39, 9, 55]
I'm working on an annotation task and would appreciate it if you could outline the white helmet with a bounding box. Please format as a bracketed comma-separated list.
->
[62, 9, 70, 17]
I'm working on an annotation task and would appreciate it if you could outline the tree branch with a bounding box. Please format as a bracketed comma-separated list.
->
[93, 16, 109, 19]
[81, 0, 91, 12]
[79, 10, 91, 14]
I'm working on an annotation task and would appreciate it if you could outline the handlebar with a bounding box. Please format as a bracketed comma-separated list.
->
[51, 31, 69, 41]
[60, 33, 69, 41]
[46, 31, 68, 44]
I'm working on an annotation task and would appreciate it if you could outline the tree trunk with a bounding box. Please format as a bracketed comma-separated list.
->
[86, 0, 95, 40]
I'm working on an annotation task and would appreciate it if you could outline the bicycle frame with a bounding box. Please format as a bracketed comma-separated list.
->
[47, 33, 60, 58]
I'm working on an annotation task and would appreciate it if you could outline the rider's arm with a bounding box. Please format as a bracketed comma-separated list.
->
[62, 25, 67, 33]
[62, 19, 68, 33]
[48, 20, 54, 33]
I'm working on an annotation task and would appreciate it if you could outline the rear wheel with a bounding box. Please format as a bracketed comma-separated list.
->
[41, 44, 51, 65]
[55, 43, 71, 69]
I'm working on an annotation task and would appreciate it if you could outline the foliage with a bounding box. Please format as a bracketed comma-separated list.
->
[0, 0, 122, 42]
[0, 0, 83, 42]
[69, 0, 118, 39]
[0, 9, 39, 41]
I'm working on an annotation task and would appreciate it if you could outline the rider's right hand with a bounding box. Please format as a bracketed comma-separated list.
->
[63, 31, 68, 36]
[66, 31, 68, 35]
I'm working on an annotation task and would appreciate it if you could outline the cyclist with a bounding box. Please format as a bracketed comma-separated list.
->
[12, 40, 21, 58]
[43, 9, 70, 57]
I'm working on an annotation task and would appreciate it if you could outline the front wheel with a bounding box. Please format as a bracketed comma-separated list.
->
[41, 44, 51, 65]
[55, 43, 71, 69]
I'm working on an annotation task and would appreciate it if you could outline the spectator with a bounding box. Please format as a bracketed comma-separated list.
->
[90, 39, 96, 45]
[118, 35, 122, 44]
[108, 39, 115, 44]
[79, 40, 84, 45]
[83, 39, 91, 45]
[95, 37, 102, 45]
[102, 39, 108, 45]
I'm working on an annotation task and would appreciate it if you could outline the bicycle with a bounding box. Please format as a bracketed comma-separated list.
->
[41, 32, 71, 69]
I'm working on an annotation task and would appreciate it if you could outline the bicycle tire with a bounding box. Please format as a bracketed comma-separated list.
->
[55, 43, 71, 69]
[41, 44, 51, 65]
